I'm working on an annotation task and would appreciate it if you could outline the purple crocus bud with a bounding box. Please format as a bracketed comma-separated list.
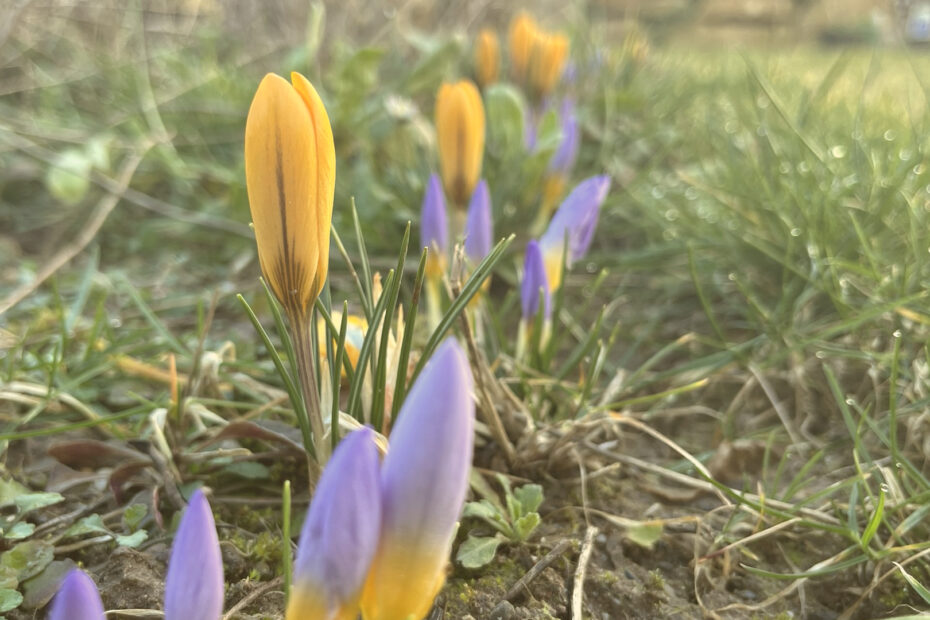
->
[464, 179, 493, 263]
[286, 427, 381, 620]
[164, 489, 224, 620]
[539, 174, 611, 289]
[49, 569, 105, 620]
[548, 99, 579, 175]
[361, 338, 474, 620]
[562, 59, 577, 86]
[520, 239, 551, 321]
[421, 173, 448, 278]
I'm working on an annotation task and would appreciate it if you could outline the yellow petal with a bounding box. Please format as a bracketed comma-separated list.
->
[475, 29, 500, 87]
[360, 542, 447, 620]
[435, 80, 485, 207]
[244, 72, 335, 316]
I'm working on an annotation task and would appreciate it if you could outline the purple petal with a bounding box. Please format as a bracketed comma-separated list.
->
[164, 489, 224, 620]
[293, 427, 381, 603]
[540, 175, 611, 264]
[520, 240, 551, 320]
[49, 569, 105, 620]
[464, 180, 493, 262]
[548, 99, 579, 175]
[420, 174, 448, 254]
[381, 338, 474, 548]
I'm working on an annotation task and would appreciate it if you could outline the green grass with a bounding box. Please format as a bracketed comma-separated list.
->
[3, 4, 930, 617]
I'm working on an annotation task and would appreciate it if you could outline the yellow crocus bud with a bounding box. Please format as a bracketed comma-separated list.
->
[244, 72, 335, 318]
[474, 28, 500, 87]
[435, 80, 485, 208]
[529, 33, 569, 99]
[508, 11, 537, 85]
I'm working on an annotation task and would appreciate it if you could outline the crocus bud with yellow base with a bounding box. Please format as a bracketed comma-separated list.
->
[245, 72, 335, 318]
[435, 80, 485, 209]
[286, 428, 381, 620]
[509, 11, 537, 85]
[475, 28, 500, 88]
[361, 338, 474, 620]
[539, 175, 611, 291]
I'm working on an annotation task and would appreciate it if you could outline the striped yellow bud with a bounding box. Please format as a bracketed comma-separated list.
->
[529, 33, 569, 99]
[245, 72, 335, 317]
[435, 80, 485, 208]
[508, 11, 537, 85]
[474, 28, 500, 87]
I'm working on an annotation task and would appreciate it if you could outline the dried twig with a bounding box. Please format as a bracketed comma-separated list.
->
[571, 526, 598, 620]
[501, 538, 573, 603]
[222, 576, 283, 620]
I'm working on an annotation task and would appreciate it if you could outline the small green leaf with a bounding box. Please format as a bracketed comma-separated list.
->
[5, 522, 34, 540]
[64, 514, 108, 538]
[122, 504, 147, 532]
[13, 493, 64, 514]
[462, 500, 501, 521]
[456, 535, 504, 569]
[0, 541, 54, 581]
[222, 462, 271, 480]
[513, 513, 541, 542]
[0, 588, 23, 612]
[626, 522, 664, 549]
[115, 530, 148, 548]
[513, 484, 544, 514]
[0, 565, 19, 589]
[46, 149, 92, 205]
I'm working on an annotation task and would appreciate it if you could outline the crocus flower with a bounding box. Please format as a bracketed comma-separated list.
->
[361, 338, 475, 620]
[474, 28, 500, 88]
[317, 311, 367, 370]
[435, 80, 485, 208]
[164, 489, 224, 620]
[520, 239, 551, 322]
[464, 179, 492, 264]
[529, 32, 569, 100]
[421, 173, 449, 278]
[540, 99, 579, 218]
[244, 71, 335, 319]
[286, 428, 381, 620]
[49, 569, 105, 620]
[539, 175, 611, 290]
[509, 11, 537, 85]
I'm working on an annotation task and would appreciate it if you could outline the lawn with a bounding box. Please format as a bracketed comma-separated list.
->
[2, 2, 930, 618]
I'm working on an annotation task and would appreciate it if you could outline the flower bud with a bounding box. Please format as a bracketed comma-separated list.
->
[287, 428, 381, 620]
[164, 489, 224, 620]
[49, 569, 105, 620]
[435, 80, 485, 207]
[539, 175, 611, 290]
[475, 28, 500, 87]
[245, 72, 336, 317]
[361, 339, 474, 620]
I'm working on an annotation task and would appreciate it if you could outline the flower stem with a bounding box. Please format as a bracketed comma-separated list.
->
[288, 311, 328, 464]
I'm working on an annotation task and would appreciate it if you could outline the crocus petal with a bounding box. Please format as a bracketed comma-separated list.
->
[520, 240, 551, 321]
[464, 179, 492, 263]
[361, 338, 475, 620]
[549, 99, 579, 175]
[164, 489, 224, 620]
[245, 72, 335, 317]
[49, 569, 105, 620]
[421, 174, 449, 278]
[287, 427, 381, 620]
[529, 32, 569, 98]
[435, 80, 485, 207]
[509, 12, 537, 84]
[539, 174, 611, 276]
[475, 28, 500, 87]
